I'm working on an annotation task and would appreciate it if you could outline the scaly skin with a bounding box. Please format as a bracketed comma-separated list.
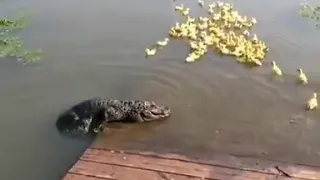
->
[56, 98, 171, 135]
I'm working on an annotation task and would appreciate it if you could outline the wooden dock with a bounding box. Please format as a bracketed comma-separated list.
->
[62, 147, 320, 180]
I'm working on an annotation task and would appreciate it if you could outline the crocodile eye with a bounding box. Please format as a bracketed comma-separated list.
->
[98, 101, 102, 106]
[144, 101, 151, 106]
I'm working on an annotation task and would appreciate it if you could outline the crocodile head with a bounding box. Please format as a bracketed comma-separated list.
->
[139, 101, 171, 121]
[55, 110, 104, 137]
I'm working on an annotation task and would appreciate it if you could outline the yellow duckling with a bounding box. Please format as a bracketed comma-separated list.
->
[234, 21, 243, 29]
[239, 15, 248, 23]
[307, 92, 318, 110]
[243, 30, 250, 37]
[251, 58, 262, 66]
[181, 8, 190, 16]
[199, 31, 207, 38]
[157, 38, 169, 47]
[208, 3, 216, 9]
[255, 49, 265, 60]
[189, 41, 199, 50]
[231, 10, 240, 18]
[226, 15, 237, 23]
[175, 4, 184, 11]
[204, 35, 214, 45]
[213, 13, 221, 21]
[226, 37, 236, 47]
[218, 44, 230, 55]
[188, 23, 197, 30]
[251, 17, 257, 24]
[271, 61, 282, 76]
[229, 31, 236, 37]
[198, 22, 208, 30]
[181, 28, 189, 37]
[188, 32, 197, 40]
[216, 1, 224, 7]
[223, 21, 232, 28]
[145, 47, 157, 56]
[185, 52, 201, 63]
[297, 68, 308, 84]
[186, 16, 196, 23]
[252, 34, 258, 43]
[198, 0, 205, 7]
[174, 22, 180, 28]
[221, 4, 232, 11]
[258, 41, 268, 52]
[198, 41, 207, 50]
[231, 47, 243, 57]
[208, 8, 215, 14]
[197, 48, 207, 56]
[169, 28, 180, 37]
[199, 16, 209, 22]
[211, 36, 220, 44]
[209, 25, 218, 33]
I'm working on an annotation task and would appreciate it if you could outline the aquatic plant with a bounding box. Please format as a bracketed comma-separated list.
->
[0, 10, 43, 64]
[300, 2, 320, 28]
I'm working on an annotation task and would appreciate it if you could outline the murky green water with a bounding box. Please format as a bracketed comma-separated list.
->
[1, 0, 320, 179]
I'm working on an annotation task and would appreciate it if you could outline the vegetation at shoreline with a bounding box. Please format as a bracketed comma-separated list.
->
[0, 10, 43, 64]
[300, 1, 320, 28]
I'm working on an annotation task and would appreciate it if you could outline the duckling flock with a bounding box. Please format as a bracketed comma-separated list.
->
[145, 1, 318, 111]
[146, 1, 268, 66]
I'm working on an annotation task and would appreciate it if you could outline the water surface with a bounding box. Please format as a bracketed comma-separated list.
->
[1, 0, 320, 179]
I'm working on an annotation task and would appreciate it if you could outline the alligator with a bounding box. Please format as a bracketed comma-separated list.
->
[55, 98, 171, 136]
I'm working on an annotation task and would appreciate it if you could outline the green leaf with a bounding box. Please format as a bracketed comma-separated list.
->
[0, 6, 43, 64]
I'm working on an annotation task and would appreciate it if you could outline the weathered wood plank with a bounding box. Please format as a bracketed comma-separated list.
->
[90, 147, 320, 180]
[63, 147, 320, 180]
[63, 173, 111, 180]
[78, 148, 296, 180]
[68, 160, 204, 180]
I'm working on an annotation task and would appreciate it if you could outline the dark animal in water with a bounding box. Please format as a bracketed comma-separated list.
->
[56, 98, 171, 136]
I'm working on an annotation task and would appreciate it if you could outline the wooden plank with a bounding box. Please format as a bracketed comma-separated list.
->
[68, 160, 204, 180]
[90, 147, 320, 180]
[63, 147, 320, 180]
[77, 148, 295, 180]
[63, 173, 110, 180]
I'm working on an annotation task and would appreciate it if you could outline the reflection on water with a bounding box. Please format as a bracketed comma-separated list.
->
[1, 0, 320, 179]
